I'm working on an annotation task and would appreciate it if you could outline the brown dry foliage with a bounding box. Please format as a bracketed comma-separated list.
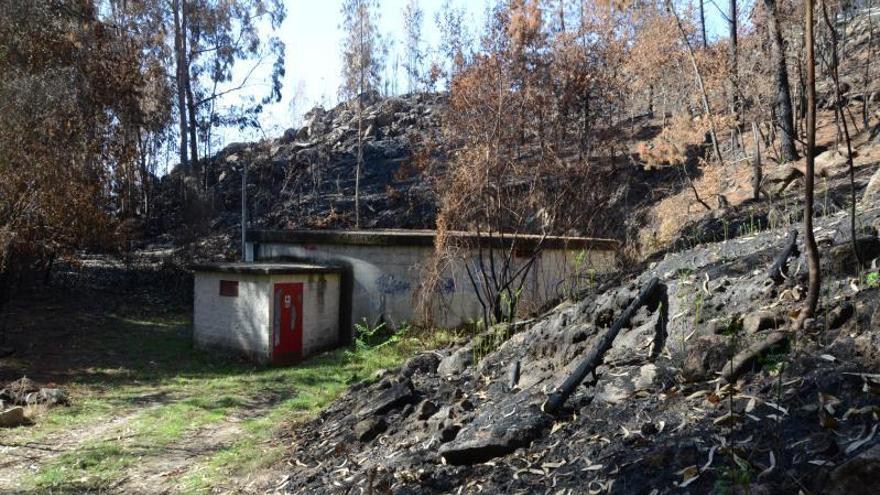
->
[0, 1, 165, 292]
[418, 0, 620, 325]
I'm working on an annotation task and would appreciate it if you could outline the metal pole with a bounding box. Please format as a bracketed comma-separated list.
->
[241, 162, 248, 262]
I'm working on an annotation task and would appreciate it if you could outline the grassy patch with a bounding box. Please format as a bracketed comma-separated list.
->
[179, 328, 456, 494]
[11, 305, 455, 494]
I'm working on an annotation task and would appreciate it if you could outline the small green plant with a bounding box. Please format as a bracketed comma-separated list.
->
[865, 271, 880, 288]
[349, 319, 400, 355]
[471, 323, 515, 364]
[759, 351, 788, 374]
[720, 317, 743, 337]
[561, 250, 597, 300]
[500, 287, 524, 323]
[714, 453, 755, 494]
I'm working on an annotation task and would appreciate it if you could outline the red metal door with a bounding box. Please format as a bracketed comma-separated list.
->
[272, 283, 303, 363]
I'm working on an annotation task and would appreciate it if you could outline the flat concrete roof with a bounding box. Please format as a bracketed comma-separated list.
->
[192, 262, 340, 276]
[247, 229, 619, 251]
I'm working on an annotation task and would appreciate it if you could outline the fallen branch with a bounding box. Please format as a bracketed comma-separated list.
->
[768, 230, 799, 285]
[721, 331, 788, 383]
[542, 277, 663, 414]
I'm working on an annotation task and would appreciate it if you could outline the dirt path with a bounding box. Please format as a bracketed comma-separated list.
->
[0, 407, 153, 492]
[112, 418, 245, 494]
[0, 400, 283, 494]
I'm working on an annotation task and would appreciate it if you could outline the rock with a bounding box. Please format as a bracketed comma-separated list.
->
[828, 302, 855, 330]
[416, 400, 438, 420]
[439, 392, 550, 465]
[0, 377, 39, 405]
[354, 417, 387, 442]
[439, 424, 461, 443]
[35, 388, 69, 406]
[508, 360, 520, 390]
[762, 165, 804, 195]
[425, 405, 453, 432]
[0, 407, 27, 428]
[743, 311, 786, 334]
[594, 379, 630, 405]
[280, 127, 300, 144]
[437, 347, 472, 377]
[682, 335, 730, 382]
[825, 237, 880, 274]
[815, 149, 852, 177]
[356, 379, 414, 418]
[591, 363, 672, 405]
[827, 444, 880, 495]
[401, 353, 441, 377]
[864, 167, 880, 202]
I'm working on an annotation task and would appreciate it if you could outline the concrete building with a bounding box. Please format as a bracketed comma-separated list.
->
[245, 230, 618, 333]
[192, 263, 342, 364]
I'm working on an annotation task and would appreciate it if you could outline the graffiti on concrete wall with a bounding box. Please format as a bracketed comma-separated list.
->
[375, 274, 411, 295]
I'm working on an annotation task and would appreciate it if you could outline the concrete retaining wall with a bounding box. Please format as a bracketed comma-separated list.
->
[251, 235, 617, 329]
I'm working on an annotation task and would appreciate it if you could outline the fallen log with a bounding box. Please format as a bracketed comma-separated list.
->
[542, 277, 663, 415]
[721, 331, 789, 383]
[441, 277, 667, 465]
[768, 230, 799, 285]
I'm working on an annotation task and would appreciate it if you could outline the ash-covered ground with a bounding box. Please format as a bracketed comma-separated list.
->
[276, 205, 880, 495]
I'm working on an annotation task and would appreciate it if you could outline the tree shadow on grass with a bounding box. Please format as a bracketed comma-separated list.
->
[0, 285, 355, 406]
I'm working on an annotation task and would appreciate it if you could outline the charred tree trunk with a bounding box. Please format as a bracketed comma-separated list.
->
[821, 1, 863, 268]
[182, 0, 197, 170]
[752, 122, 763, 200]
[354, 10, 364, 229]
[764, 0, 799, 162]
[667, 0, 725, 165]
[241, 162, 248, 262]
[186, 71, 199, 169]
[173, 0, 188, 173]
[797, 0, 821, 330]
[700, 0, 708, 48]
[729, 0, 740, 153]
[542, 278, 664, 414]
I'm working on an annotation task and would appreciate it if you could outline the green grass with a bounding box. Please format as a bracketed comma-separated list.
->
[9, 307, 454, 494]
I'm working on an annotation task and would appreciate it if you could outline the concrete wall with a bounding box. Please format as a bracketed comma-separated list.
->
[194, 272, 271, 362]
[254, 242, 615, 329]
[194, 271, 341, 363]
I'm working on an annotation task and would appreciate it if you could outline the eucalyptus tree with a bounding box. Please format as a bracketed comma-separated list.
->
[340, 0, 385, 228]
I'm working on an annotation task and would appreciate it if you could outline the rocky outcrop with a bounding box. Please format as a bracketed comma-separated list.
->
[152, 92, 447, 236]
[278, 204, 880, 494]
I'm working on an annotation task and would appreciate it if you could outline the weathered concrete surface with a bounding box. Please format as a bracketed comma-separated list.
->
[193, 270, 341, 362]
[252, 233, 617, 329]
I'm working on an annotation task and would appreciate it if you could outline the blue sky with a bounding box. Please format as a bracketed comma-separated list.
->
[222, 0, 732, 143]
